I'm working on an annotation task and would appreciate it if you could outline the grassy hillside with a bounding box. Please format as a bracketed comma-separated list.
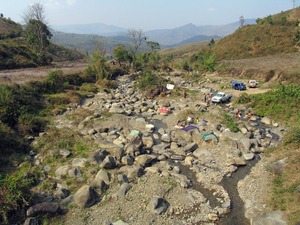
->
[159, 39, 218, 59]
[0, 18, 22, 40]
[0, 18, 86, 70]
[51, 30, 151, 55]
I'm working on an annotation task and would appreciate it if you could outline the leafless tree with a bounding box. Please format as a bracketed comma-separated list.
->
[293, 0, 296, 8]
[126, 28, 147, 68]
[22, 2, 47, 26]
[239, 16, 245, 28]
[21, 2, 51, 52]
[91, 39, 108, 57]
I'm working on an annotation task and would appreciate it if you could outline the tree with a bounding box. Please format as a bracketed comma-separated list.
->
[239, 16, 245, 28]
[208, 38, 215, 48]
[91, 39, 107, 57]
[21, 2, 51, 52]
[126, 28, 147, 69]
[23, 19, 52, 52]
[146, 41, 160, 52]
[113, 45, 130, 66]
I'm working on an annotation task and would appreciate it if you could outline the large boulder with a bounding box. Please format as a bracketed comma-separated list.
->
[95, 169, 110, 185]
[74, 185, 95, 208]
[100, 155, 117, 169]
[26, 202, 60, 217]
[142, 136, 154, 149]
[261, 117, 272, 125]
[182, 143, 198, 153]
[87, 149, 108, 165]
[127, 165, 144, 181]
[135, 154, 157, 166]
[55, 165, 71, 177]
[146, 196, 169, 214]
[125, 135, 143, 156]
[113, 183, 132, 199]
[72, 158, 87, 168]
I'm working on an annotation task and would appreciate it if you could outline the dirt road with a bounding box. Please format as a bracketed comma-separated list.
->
[0, 62, 88, 85]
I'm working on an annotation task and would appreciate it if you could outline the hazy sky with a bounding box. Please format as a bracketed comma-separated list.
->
[1, 0, 295, 31]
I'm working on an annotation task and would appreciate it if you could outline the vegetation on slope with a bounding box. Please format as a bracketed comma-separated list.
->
[0, 17, 22, 40]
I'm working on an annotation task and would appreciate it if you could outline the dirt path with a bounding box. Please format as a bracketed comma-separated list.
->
[0, 62, 88, 85]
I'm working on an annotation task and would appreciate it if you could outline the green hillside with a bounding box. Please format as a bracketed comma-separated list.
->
[0, 18, 85, 70]
[0, 17, 22, 40]
[51, 30, 151, 55]
[160, 8, 300, 62]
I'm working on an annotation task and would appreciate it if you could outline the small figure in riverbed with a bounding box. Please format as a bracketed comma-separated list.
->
[204, 94, 207, 102]
[207, 96, 211, 106]
[235, 109, 239, 119]
[183, 91, 186, 98]
[247, 111, 252, 123]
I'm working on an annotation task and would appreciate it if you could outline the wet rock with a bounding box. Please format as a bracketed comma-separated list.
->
[146, 196, 169, 214]
[74, 185, 95, 208]
[26, 202, 60, 217]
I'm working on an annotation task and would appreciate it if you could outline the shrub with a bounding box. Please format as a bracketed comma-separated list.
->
[0, 169, 38, 223]
[17, 114, 45, 135]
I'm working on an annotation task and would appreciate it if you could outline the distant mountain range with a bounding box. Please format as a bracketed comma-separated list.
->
[50, 19, 257, 52]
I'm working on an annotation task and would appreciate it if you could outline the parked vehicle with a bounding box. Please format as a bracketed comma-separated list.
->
[248, 80, 258, 88]
[232, 81, 246, 90]
[212, 92, 233, 103]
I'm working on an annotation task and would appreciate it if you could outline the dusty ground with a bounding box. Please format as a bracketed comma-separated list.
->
[0, 61, 88, 85]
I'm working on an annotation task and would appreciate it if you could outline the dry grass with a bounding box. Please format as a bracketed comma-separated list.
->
[0, 62, 88, 85]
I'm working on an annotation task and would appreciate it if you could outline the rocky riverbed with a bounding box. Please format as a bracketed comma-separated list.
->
[23, 74, 287, 225]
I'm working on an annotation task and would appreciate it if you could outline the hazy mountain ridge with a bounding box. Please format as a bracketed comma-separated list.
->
[51, 19, 257, 46]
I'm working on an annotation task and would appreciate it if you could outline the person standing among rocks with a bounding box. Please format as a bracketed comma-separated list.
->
[204, 94, 207, 102]
[247, 111, 252, 123]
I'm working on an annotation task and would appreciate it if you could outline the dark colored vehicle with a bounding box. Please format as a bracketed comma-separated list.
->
[232, 81, 246, 90]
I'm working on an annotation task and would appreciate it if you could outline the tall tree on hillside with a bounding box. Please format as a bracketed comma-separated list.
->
[239, 16, 245, 28]
[293, 0, 296, 8]
[146, 41, 160, 52]
[126, 28, 147, 69]
[21, 2, 52, 52]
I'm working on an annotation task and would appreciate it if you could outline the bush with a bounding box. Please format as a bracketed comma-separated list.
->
[17, 114, 45, 135]
[0, 169, 38, 223]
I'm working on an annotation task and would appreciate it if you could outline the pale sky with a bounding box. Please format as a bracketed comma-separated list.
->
[0, 0, 295, 31]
